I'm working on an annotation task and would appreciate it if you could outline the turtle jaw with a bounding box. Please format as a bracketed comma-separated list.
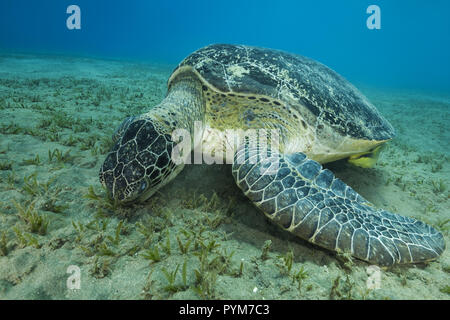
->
[99, 161, 184, 205]
[133, 162, 185, 203]
[118, 177, 153, 204]
[99, 164, 156, 204]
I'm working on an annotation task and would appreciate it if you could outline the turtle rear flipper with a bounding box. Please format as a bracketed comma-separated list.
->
[232, 145, 445, 266]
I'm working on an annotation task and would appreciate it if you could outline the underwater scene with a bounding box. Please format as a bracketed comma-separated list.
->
[0, 0, 448, 300]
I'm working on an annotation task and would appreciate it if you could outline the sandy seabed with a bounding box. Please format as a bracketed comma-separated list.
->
[0, 54, 448, 299]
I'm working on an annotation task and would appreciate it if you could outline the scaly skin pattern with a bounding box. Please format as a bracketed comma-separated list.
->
[100, 44, 445, 266]
[232, 143, 445, 266]
[99, 76, 205, 202]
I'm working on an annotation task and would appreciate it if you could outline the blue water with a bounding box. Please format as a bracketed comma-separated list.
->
[1, 0, 449, 90]
[0, 1, 449, 301]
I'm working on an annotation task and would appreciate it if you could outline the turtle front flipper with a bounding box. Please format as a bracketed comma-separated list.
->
[232, 145, 445, 266]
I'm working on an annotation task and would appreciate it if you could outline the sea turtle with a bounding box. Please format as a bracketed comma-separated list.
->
[100, 44, 445, 266]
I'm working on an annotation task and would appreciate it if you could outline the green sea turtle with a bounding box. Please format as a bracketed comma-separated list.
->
[100, 44, 445, 266]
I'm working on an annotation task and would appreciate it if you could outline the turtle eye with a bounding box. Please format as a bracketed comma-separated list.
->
[140, 180, 147, 191]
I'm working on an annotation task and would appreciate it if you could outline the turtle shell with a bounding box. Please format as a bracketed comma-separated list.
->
[169, 44, 395, 141]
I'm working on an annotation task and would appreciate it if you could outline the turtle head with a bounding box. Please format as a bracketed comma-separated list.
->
[99, 116, 181, 203]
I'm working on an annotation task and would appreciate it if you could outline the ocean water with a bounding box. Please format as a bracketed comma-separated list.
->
[0, 0, 448, 300]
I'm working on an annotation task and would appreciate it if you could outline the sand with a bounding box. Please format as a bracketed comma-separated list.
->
[0, 54, 448, 300]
